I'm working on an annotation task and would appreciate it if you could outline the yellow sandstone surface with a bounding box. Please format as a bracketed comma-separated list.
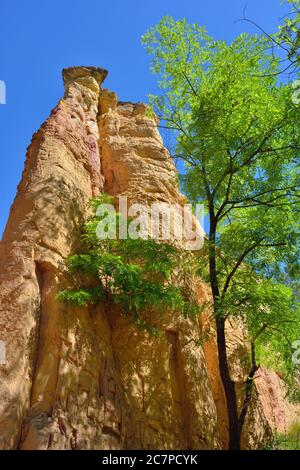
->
[0, 67, 297, 450]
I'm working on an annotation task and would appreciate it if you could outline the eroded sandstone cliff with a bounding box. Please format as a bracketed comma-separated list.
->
[0, 66, 296, 450]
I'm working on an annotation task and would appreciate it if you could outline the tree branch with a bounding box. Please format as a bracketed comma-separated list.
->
[221, 242, 286, 296]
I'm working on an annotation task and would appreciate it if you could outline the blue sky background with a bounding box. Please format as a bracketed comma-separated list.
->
[0, 0, 289, 237]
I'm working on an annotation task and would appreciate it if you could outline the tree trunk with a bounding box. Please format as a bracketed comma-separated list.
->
[216, 317, 240, 450]
[238, 340, 260, 437]
[209, 215, 240, 450]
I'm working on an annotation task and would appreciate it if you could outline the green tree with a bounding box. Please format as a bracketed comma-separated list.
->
[142, 17, 300, 449]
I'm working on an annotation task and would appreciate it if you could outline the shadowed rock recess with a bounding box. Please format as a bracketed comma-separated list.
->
[0, 67, 298, 450]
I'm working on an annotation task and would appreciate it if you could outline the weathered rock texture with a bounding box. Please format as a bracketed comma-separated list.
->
[0, 66, 296, 450]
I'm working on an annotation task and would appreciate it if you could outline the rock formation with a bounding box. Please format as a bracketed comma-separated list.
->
[0, 66, 297, 450]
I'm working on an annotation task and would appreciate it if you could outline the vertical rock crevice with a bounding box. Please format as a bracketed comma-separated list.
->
[166, 330, 193, 449]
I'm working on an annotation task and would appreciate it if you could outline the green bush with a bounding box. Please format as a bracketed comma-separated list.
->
[58, 194, 199, 333]
[264, 423, 300, 450]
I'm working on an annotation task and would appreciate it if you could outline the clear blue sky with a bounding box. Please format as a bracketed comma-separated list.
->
[0, 0, 289, 237]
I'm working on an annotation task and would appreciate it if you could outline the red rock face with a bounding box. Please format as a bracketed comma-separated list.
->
[256, 368, 300, 434]
[0, 66, 293, 450]
[0, 67, 106, 449]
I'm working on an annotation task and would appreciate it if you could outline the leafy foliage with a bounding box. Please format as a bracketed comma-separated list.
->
[241, 0, 299, 77]
[58, 194, 199, 334]
[143, 17, 300, 447]
[143, 15, 300, 370]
